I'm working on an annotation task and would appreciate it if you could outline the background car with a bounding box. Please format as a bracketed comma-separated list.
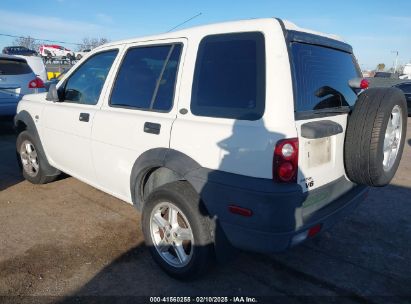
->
[0, 55, 45, 117]
[74, 49, 91, 60]
[374, 71, 399, 78]
[14, 55, 48, 82]
[393, 82, 411, 115]
[2, 46, 38, 56]
[39, 44, 74, 59]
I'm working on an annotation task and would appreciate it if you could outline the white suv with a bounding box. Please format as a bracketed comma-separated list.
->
[14, 18, 407, 279]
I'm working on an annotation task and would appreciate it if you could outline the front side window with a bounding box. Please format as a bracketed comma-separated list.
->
[191, 32, 266, 120]
[63, 50, 118, 105]
[110, 44, 182, 112]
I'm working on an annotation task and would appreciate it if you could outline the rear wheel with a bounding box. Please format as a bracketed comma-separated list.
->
[344, 88, 407, 186]
[142, 181, 213, 279]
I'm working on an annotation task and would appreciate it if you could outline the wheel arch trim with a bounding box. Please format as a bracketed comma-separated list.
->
[130, 148, 202, 210]
[14, 110, 59, 176]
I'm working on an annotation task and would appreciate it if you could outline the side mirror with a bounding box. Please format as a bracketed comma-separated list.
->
[46, 84, 60, 102]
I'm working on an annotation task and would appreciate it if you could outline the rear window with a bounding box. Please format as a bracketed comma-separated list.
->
[191, 32, 265, 120]
[291, 43, 360, 112]
[0, 59, 32, 75]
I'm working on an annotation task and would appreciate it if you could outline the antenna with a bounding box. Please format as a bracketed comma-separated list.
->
[167, 13, 202, 33]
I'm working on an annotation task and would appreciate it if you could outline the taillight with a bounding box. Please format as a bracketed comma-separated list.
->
[28, 77, 45, 89]
[360, 79, 369, 89]
[273, 138, 299, 183]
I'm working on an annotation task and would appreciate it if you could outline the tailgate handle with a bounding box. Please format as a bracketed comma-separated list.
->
[144, 122, 161, 135]
[301, 120, 343, 139]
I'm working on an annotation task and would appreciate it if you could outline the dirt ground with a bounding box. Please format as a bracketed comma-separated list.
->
[0, 118, 410, 303]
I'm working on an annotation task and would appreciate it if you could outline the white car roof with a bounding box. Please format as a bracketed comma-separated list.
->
[98, 18, 345, 50]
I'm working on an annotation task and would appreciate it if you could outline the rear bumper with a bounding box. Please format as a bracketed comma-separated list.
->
[0, 100, 19, 116]
[220, 185, 367, 252]
[187, 168, 367, 253]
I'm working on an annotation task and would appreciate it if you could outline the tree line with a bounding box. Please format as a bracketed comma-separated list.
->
[11, 36, 110, 51]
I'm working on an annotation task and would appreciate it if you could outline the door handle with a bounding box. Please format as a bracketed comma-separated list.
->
[79, 113, 90, 122]
[144, 122, 161, 135]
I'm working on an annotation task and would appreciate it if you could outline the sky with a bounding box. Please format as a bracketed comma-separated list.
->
[0, 0, 410, 70]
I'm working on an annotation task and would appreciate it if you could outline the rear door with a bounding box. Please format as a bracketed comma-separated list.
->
[290, 42, 361, 211]
[0, 57, 34, 115]
[91, 40, 185, 201]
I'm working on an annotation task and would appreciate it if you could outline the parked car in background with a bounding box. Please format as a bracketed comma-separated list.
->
[0, 55, 45, 116]
[399, 64, 411, 80]
[374, 71, 399, 78]
[74, 49, 91, 60]
[15, 55, 47, 82]
[2, 46, 38, 56]
[393, 82, 411, 115]
[39, 45, 74, 59]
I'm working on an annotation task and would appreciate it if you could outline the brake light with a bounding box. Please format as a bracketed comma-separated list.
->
[360, 79, 369, 90]
[307, 224, 322, 237]
[28, 77, 45, 89]
[273, 138, 299, 183]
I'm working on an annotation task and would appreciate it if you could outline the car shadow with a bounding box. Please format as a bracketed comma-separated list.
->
[53, 184, 411, 301]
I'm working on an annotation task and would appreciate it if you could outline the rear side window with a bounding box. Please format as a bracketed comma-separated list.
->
[291, 43, 360, 112]
[0, 59, 32, 75]
[110, 44, 182, 112]
[191, 32, 265, 120]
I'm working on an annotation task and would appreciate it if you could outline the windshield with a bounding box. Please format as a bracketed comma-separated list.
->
[291, 42, 360, 112]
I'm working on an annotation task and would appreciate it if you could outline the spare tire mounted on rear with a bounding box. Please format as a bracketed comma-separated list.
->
[344, 87, 407, 186]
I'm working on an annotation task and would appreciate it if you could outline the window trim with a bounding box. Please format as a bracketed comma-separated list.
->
[108, 42, 183, 113]
[190, 31, 266, 121]
[59, 48, 119, 106]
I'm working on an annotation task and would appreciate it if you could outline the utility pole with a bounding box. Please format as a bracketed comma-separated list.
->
[391, 50, 399, 73]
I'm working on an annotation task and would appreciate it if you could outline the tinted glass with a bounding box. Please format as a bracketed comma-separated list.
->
[291, 43, 360, 112]
[153, 45, 182, 111]
[0, 59, 32, 75]
[191, 32, 265, 120]
[398, 83, 411, 94]
[110, 44, 182, 111]
[64, 50, 118, 105]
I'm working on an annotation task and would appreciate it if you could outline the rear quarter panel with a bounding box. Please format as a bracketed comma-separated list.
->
[170, 19, 296, 179]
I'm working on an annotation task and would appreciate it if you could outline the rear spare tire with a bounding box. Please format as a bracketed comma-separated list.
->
[344, 88, 407, 186]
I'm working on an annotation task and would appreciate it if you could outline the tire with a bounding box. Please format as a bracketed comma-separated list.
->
[16, 131, 60, 184]
[344, 88, 407, 186]
[142, 181, 214, 280]
[76, 54, 82, 60]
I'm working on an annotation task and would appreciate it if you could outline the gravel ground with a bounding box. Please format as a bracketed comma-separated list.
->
[0, 118, 410, 303]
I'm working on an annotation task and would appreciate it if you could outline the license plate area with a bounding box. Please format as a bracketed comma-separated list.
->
[305, 137, 331, 168]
